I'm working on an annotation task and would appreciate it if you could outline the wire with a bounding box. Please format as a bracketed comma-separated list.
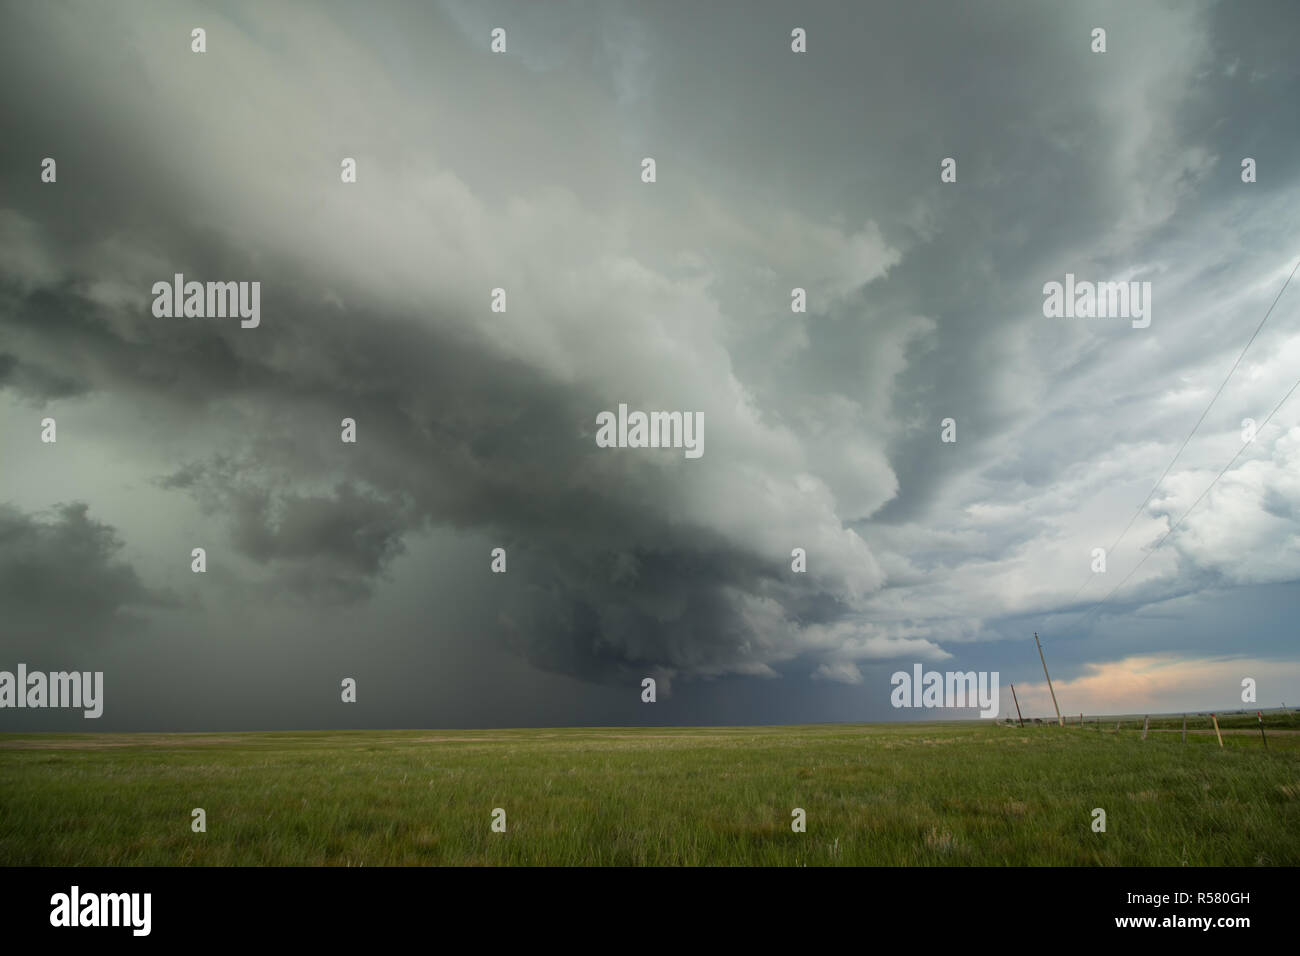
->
[1040, 257, 1299, 643]
[1066, 369, 1300, 635]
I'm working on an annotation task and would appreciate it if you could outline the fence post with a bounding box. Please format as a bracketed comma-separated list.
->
[1211, 713, 1224, 748]
[1141, 715, 1149, 740]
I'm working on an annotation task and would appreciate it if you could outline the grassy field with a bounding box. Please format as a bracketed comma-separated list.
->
[2, 721, 1298, 866]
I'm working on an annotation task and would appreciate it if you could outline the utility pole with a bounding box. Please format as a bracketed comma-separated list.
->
[1009, 682, 1024, 727]
[1035, 632, 1063, 727]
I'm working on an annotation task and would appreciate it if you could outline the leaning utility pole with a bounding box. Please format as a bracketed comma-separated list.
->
[1009, 682, 1024, 727]
[1035, 632, 1063, 727]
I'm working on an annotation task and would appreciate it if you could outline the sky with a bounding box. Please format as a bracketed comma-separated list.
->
[2, 0, 1299, 731]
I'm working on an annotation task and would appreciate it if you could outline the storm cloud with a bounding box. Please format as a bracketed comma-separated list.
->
[2, 0, 1299, 729]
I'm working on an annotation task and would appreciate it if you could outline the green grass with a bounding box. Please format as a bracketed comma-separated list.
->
[2, 722, 1298, 865]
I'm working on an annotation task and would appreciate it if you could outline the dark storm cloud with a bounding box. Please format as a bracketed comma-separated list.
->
[0, 351, 85, 401]
[0, 8, 890, 682]
[0, 502, 161, 647]
[0, 230, 882, 678]
[161, 459, 414, 603]
[0, 187, 865, 681]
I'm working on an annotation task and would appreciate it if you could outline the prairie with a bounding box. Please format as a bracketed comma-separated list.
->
[1, 722, 1297, 866]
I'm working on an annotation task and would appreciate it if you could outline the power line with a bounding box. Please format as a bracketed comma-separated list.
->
[1066, 367, 1300, 635]
[1043, 256, 1300, 639]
